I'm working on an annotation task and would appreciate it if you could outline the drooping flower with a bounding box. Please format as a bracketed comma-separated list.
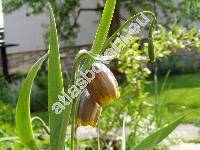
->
[87, 63, 120, 106]
[76, 89, 102, 127]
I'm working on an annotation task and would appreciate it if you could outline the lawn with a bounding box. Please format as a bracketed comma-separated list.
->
[145, 73, 200, 125]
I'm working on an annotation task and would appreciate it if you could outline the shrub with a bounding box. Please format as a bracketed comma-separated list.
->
[0, 74, 7, 102]
[0, 73, 48, 112]
[158, 55, 200, 75]
[31, 73, 48, 112]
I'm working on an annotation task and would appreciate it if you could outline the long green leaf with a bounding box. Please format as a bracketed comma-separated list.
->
[134, 116, 184, 150]
[48, 4, 71, 150]
[16, 53, 48, 150]
[91, 0, 116, 54]
[81, 0, 116, 72]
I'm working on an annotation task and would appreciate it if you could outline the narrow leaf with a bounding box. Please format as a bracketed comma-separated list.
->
[16, 54, 48, 150]
[91, 0, 116, 54]
[48, 4, 71, 150]
[134, 116, 184, 150]
[81, 0, 116, 72]
[122, 115, 126, 150]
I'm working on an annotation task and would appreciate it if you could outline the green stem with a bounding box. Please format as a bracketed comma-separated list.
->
[31, 117, 50, 135]
[158, 70, 171, 126]
[70, 50, 96, 150]
[97, 124, 101, 150]
[70, 99, 77, 150]
[132, 98, 143, 145]
[104, 11, 156, 49]
[154, 62, 159, 126]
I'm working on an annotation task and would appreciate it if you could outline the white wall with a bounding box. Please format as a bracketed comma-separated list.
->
[4, 4, 49, 53]
[75, 0, 100, 46]
[4, 0, 100, 53]
[3, 0, 199, 54]
[0, 0, 3, 28]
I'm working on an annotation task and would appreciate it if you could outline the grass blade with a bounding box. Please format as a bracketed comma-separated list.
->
[134, 116, 184, 150]
[160, 70, 171, 94]
[0, 137, 18, 142]
[16, 54, 48, 150]
[122, 115, 126, 150]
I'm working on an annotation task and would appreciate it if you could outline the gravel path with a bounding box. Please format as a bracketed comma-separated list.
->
[73, 124, 200, 149]
[171, 143, 200, 150]
[171, 124, 200, 141]
[170, 124, 200, 150]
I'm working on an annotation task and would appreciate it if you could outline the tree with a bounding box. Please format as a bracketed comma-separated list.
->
[122, 0, 200, 26]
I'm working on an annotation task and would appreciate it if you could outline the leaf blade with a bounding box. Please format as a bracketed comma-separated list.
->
[81, 0, 116, 72]
[48, 4, 71, 150]
[16, 53, 48, 150]
[134, 116, 184, 150]
[91, 0, 116, 54]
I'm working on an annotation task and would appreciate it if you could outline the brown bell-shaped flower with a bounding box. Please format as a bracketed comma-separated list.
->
[87, 63, 120, 106]
[76, 89, 102, 127]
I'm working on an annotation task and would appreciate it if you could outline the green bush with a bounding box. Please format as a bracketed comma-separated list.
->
[0, 73, 48, 112]
[0, 102, 15, 149]
[158, 55, 200, 75]
[31, 73, 48, 112]
[0, 75, 7, 101]
[0, 74, 22, 105]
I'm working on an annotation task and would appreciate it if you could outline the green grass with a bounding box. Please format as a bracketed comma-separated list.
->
[146, 73, 200, 91]
[145, 73, 200, 125]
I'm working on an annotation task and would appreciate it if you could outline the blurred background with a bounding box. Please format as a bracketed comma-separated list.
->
[0, 0, 200, 149]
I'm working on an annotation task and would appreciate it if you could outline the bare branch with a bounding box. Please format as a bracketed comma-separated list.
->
[73, 7, 103, 26]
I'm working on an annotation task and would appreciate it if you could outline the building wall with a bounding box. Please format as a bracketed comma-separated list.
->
[3, 0, 99, 53]
[2, 0, 200, 54]
[7, 44, 91, 74]
[4, 4, 48, 53]
[0, 0, 99, 74]
[0, 0, 100, 73]
[75, 0, 100, 47]
[1, 0, 199, 74]
[0, 0, 3, 72]
[0, 0, 3, 28]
